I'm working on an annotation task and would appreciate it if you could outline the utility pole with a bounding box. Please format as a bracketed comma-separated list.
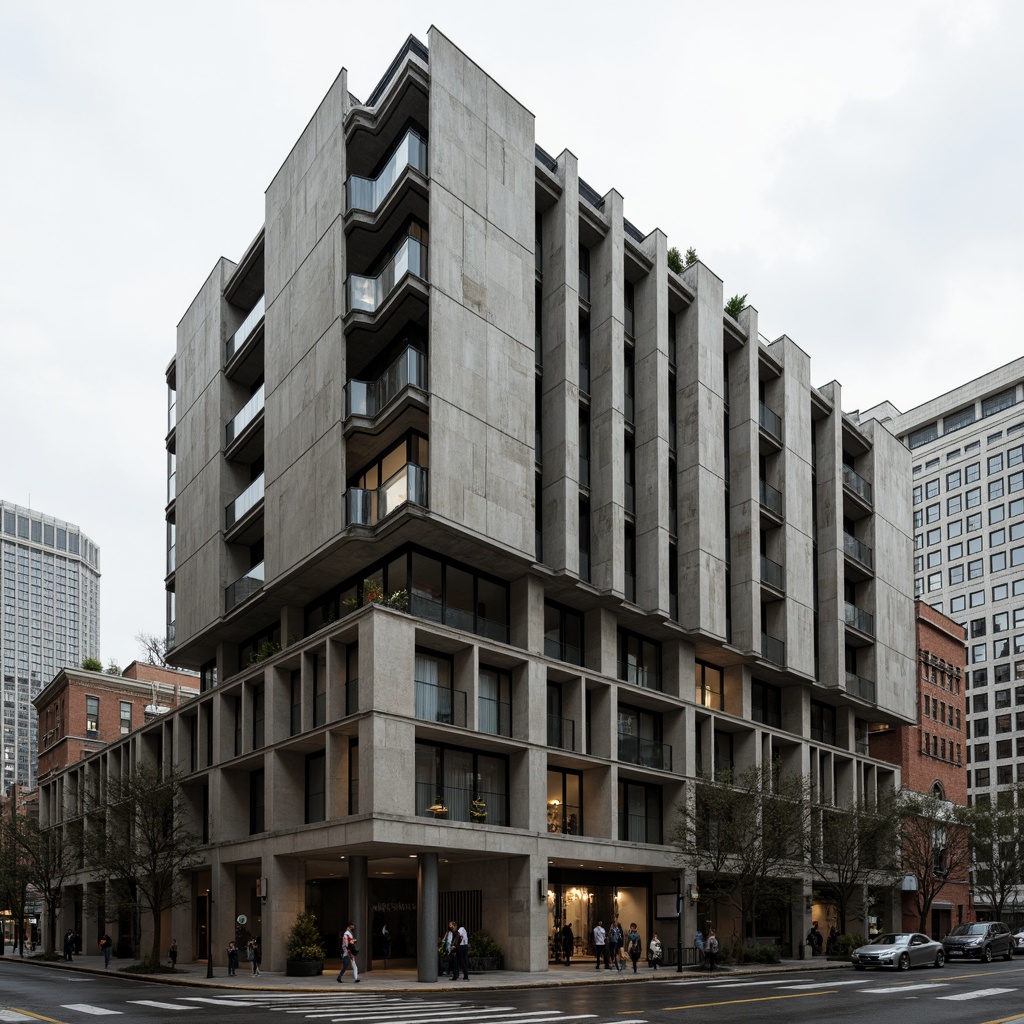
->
[675, 877, 683, 973]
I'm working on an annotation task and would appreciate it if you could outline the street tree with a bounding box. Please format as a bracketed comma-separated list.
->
[670, 761, 805, 949]
[803, 787, 902, 934]
[969, 787, 1024, 920]
[83, 765, 203, 964]
[0, 809, 32, 955]
[899, 790, 972, 932]
[135, 631, 169, 667]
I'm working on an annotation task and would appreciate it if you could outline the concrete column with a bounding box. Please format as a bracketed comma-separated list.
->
[417, 853, 439, 983]
[264, 854, 304, 971]
[349, 855, 369, 974]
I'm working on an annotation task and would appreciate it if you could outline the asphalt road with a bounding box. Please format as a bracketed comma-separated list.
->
[3, 958, 1024, 1024]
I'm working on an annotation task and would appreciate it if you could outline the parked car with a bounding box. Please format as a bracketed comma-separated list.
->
[941, 922, 1014, 962]
[1011, 927, 1024, 955]
[851, 932, 945, 971]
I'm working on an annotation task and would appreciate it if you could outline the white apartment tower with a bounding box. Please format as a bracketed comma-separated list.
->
[0, 500, 100, 789]
[40, 30, 916, 972]
[863, 356, 1024, 808]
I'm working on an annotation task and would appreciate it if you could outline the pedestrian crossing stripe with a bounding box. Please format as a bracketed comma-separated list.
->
[938, 988, 1017, 1001]
[126, 1001, 196, 1010]
[61, 1007, 122, 1016]
[865, 984, 948, 994]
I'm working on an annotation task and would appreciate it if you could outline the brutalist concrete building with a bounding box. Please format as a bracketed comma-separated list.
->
[40, 29, 917, 973]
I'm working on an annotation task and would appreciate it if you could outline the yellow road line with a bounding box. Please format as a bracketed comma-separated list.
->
[665, 989, 838, 1010]
[8, 1010, 69, 1024]
[973, 1016, 1024, 1024]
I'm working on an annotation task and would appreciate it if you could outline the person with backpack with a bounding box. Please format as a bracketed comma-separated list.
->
[706, 930, 720, 971]
[648, 932, 663, 969]
[625, 924, 642, 973]
[608, 920, 624, 972]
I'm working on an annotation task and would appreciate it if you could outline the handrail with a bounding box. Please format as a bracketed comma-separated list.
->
[226, 384, 266, 445]
[225, 294, 265, 363]
[346, 238, 426, 314]
[346, 129, 427, 214]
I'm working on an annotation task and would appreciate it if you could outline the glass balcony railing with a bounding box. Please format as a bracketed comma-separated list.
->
[167, 394, 177, 433]
[225, 474, 265, 530]
[761, 631, 786, 665]
[846, 672, 877, 702]
[346, 237, 427, 314]
[166, 620, 176, 649]
[167, 471, 176, 504]
[408, 593, 510, 645]
[844, 602, 875, 636]
[415, 680, 466, 726]
[346, 129, 427, 214]
[546, 802, 581, 835]
[225, 562, 264, 612]
[547, 714, 575, 751]
[618, 663, 662, 692]
[225, 384, 265, 445]
[618, 732, 672, 771]
[843, 532, 874, 570]
[225, 294, 266, 362]
[345, 463, 427, 527]
[619, 811, 659, 844]
[478, 695, 511, 737]
[758, 401, 782, 443]
[167, 544, 176, 575]
[842, 464, 873, 505]
[345, 678, 359, 717]
[760, 554, 785, 591]
[345, 347, 426, 419]
[759, 479, 783, 516]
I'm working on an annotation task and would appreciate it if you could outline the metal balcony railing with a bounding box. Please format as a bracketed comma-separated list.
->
[224, 562, 264, 612]
[761, 631, 786, 665]
[759, 479, 783, 516]
[414, 680, 466, 727]
[547, 714, 575, 751]
[225, 474, 265, 530]
[842, 464, 873, 505]
[846, 672, 877, 702]
[845, 602, 875, 636]
[843, 532, 874, 570]
[478, 695, 511, 737]
[618, 733, 672, 771]
[226, 384, 265, 445]
[225, 294, 266, 362]
[760, 554, 785, 591]
[546, 802, 581, 835]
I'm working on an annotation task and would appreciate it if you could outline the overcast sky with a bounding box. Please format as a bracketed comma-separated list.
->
[1, 0, 1021, 668]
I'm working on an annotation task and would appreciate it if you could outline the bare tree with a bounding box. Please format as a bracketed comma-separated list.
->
[83, 765, 203, 964]
[670, 762, 805, 949]
[803, 788, 902, 934]
[135, 631, 169, 667]
[969, 787, 1024, 920]
[899, 790, 973, 932]
[0, 808, 32, 955]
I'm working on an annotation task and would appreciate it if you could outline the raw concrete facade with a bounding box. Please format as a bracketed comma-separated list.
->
[41, 30, 916, 972]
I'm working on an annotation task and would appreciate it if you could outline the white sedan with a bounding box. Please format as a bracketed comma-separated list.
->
[851, 932, 945, 971]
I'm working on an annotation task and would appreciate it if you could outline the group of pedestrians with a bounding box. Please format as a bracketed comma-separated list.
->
[441, 920, 471, 980]
[591, 920, 650, 973]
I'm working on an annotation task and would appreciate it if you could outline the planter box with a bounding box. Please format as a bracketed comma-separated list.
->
[469, 956, 501, 972]
[286, 959, 323, 977]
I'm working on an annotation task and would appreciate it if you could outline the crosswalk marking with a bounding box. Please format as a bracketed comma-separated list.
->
[61, 1006, 122, 1016]
[180, 997, 260, 1006]
[127, 1000, 197, 1010]
[0, 1013, 37, 1022]
[938, 987, 1017, 1001]
[862, 983, 948, 994]
[779, 980, 873, 989]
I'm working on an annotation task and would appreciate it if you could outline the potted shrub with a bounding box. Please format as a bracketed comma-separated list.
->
[468, 931, 503, 971]
[285, 912, 326, 977]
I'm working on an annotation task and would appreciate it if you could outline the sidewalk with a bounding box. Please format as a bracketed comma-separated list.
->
[1, 952, 843, 993]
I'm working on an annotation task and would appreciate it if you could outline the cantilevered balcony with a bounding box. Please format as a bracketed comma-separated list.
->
[759, 479, 783, 518]
[225, 562, 264, 612]
[842, 464, 873, 506]
[225, 294, 265, 363]
[843, 531, 874, 571]
[225, 384, 265, 446]
[618, 732, 672, 771]
[346, 237, 426, 315]
[225, 474, 265, 531]
[345, 463, 427, 527]
[761, 631, 786, 666]
[846, 672, 877, 703]
[760, 554, 785, 593]
[346, 129, 427, 214]
[844, 602, 875, 636]
[758, 401, 783, 445]
[345, 347, 426, 420]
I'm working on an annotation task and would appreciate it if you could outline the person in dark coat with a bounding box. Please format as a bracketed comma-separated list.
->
[561, 923, 574, 966]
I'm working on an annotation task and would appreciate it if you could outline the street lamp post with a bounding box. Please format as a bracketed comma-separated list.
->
[675, 877, 683, 973]
[206, 889, 213, 979]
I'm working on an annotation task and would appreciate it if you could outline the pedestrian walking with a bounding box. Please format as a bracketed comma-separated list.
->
[626, 924, 642, 973]
[455, 922, 470, 980]
[248, 936, 261, 975]
[98, 932, 112, 968]
[336, 923, 360, 982]
[593, 920, 609, 969]
[706, 930, 719, 971]
[648, 932, 663, 969]
[609, 920, 624, 971]
[168, 938, 178, 968]
[381, 922, 391, 968]
[226, 941, 239, 975]
[63, 929, 75, 962]
[561, 922, 574, 966]
[442, 921, 458, 979]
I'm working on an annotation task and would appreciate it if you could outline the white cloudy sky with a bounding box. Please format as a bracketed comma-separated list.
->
[1, 0, 1021, 667]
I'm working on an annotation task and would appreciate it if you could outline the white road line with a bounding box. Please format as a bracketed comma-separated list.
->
[938, 987, 1017, 1001]
[0, 1013, 37, 1022]
[303, 1011, 568, 1023]
[127, 1000, 198, 1010]
[864, 983, 948, 994]
[60, 1007, 122, 1016]
[715, 980, 797, 988]
[180, 997, 261, 1005]
[779, 980, 874, 989]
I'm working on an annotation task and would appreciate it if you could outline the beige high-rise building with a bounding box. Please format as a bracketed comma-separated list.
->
[40, 30, 916, 973]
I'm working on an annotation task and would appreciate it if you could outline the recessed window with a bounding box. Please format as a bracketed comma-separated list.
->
[85, 696, 99, 738]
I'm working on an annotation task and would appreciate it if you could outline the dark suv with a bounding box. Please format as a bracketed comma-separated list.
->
[942, 922, 1013, 962]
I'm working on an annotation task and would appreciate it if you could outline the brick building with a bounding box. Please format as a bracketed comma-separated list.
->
[33, 662, 198, 782]
[870, 600, 972, 935]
